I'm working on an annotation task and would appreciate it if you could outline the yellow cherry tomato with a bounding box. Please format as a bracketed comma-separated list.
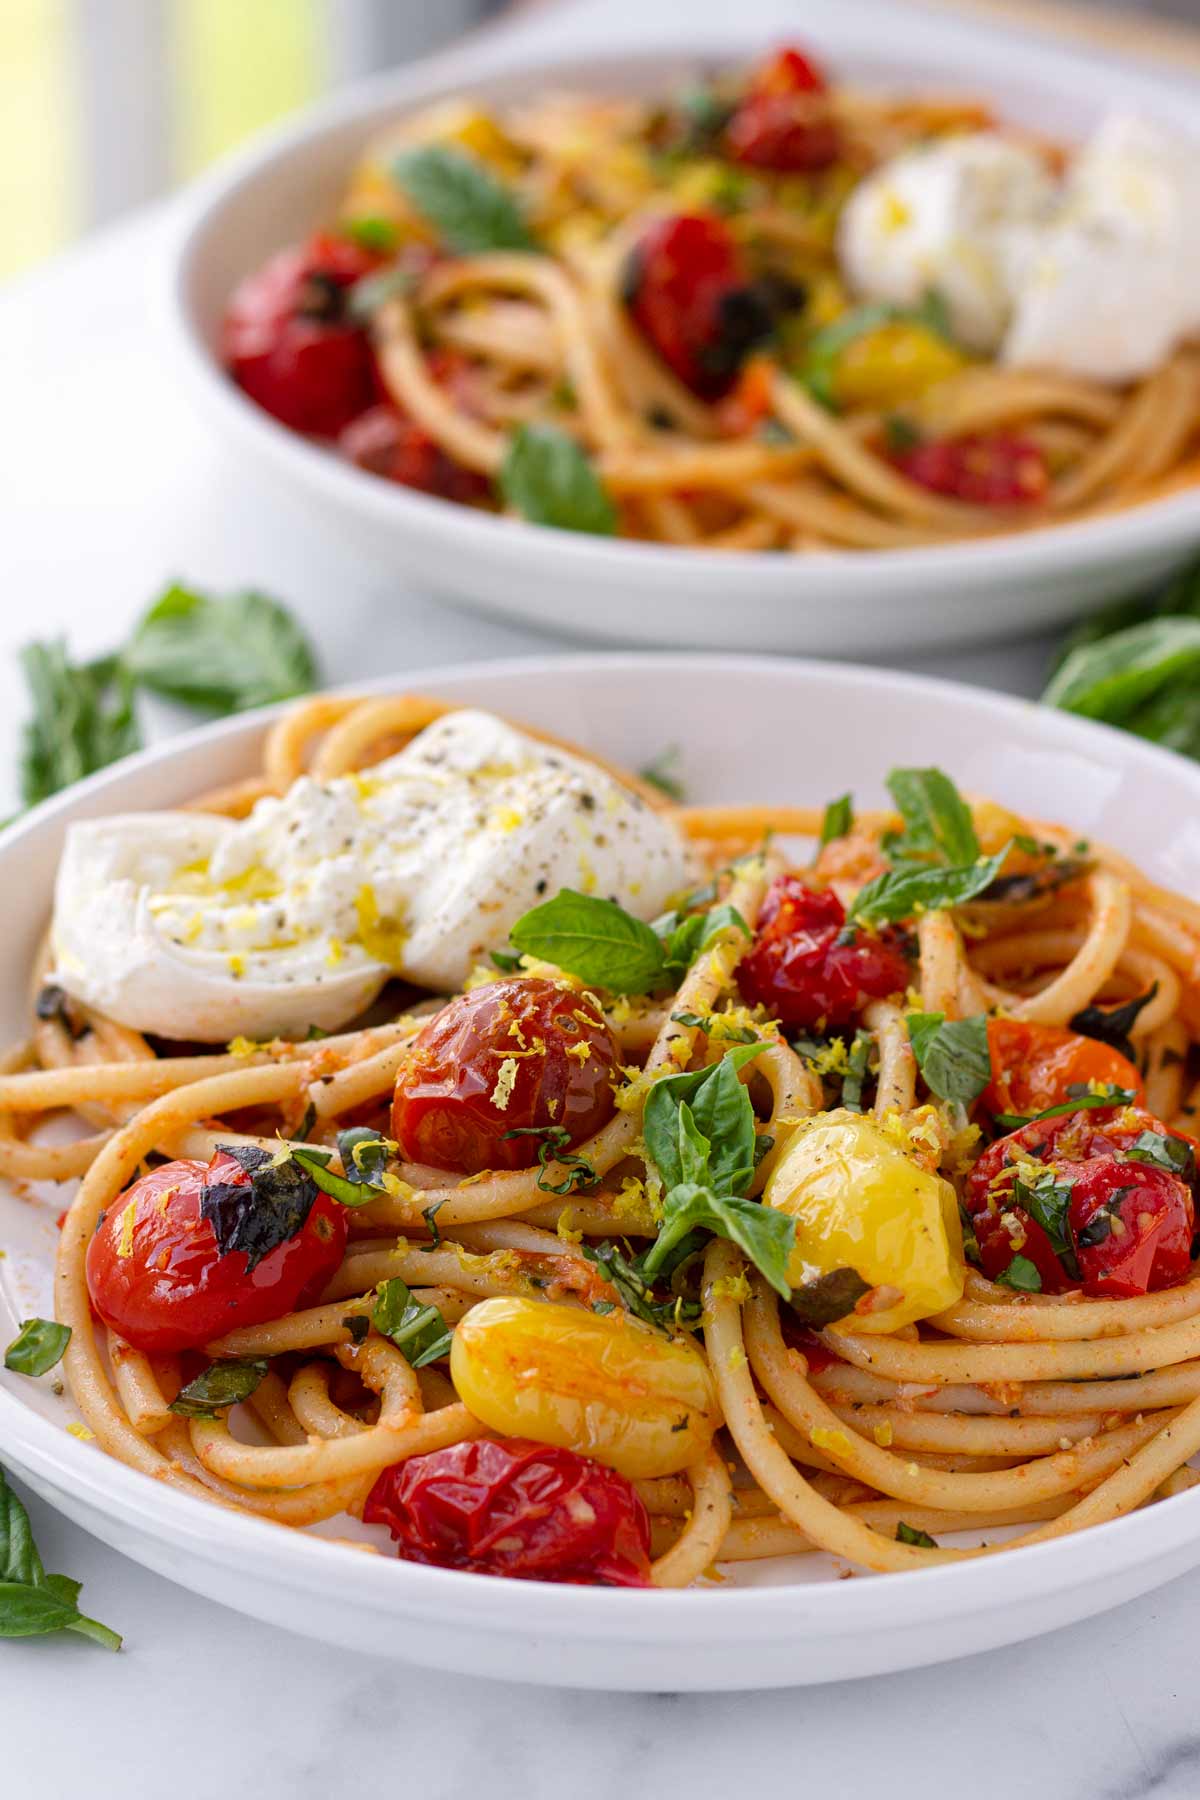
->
[765, 1109, 964, 1333]
[833, 322, 966, 410]
[450, 1295, 719, 1479]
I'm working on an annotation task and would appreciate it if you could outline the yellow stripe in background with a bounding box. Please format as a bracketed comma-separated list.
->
[170, 0, 326, 180]
[0, 0, 78, 278]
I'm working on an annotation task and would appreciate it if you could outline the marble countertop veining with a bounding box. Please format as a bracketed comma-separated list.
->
[4, 1, 1200, 1792]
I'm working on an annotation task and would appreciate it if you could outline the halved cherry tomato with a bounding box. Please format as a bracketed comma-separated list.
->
[737, 875, 909, 1031]
[390, 976, 619, 1175]
[724, 45, 838, 171]
[1069, 1156, 1194, 1298]
[894, 433, 1049, 506]
[982, 1019, 1143, 1123]
[623, 213, 783, 399]
[85, 1151, 348, 1354]
[338, 404, 492, 504]
[364, 1437, 652, 1585]
[223, 232, 382, 435]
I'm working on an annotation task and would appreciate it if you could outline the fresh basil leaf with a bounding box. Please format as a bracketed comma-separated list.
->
[373, 1280, 453, 1368]
[337, 1127, 395, 1188]
[392, 146, 536, 253]
[643, 1044, 767, 1194]
[992, 1084, 1138, 1132]
[907, 1012, 991, 1105]
[1011, 1170, 1076, 1263]
[18, 641, 142, 806]
[499, 425, 617, 536]
[4, 1318, 71, 1378]
[788, 1267, 869, 1327]
[670, 1010, 760, 1045]
[896, 1521, 938, 1548]
[1043, 615, 1200, 727]
[289, 1144, 381, 1208]
[659, 902, 750, 979]
[1069, 986, 1158, 1064]
[489, 947, 523, 973]
[848, 845, 1009, 926]
[1124, 1130, 1197, 1183]
[123, 584, 319, 715]
[639, 745, 686, 802]
[201, 1145, 319, 1268]
[819, 793, 853, 847]
[642, 1179, 796, 1298]
[994, 1254, 1043, 1293]
[885, 767, 980, 868]
[168, 1359, 269, 1418]
[0, 1468, 121, 1650]
[581, 1241, 701, 1332]
[509, 888, 664, 993]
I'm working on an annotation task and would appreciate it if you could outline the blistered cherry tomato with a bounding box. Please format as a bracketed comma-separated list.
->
[895, 433, 1049, 506]
[364, 1437, 652, 1586]
[623, 214, 777, 399]
[391, 977, 619, 1175]
[737, 875, 909, 1031]
[1068, 1156, 1194, 1298]
[223, 232, 381, 435]
[338, 404, 491, 504]
[85, 1151, 347, 1354]
[970, 1202, 1074, 1295]
[982, 1019, 1143, 1123]
[724, 45, 837, 171]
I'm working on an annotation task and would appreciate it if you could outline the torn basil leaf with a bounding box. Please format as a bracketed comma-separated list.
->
[994, 1254, 1043, 1293]
[4, 1319, 71, 1378]
[501, 1125, 598, 1195]
[841, 1028, 874, 1113]
[906, 1011, 991, 1105]
[201, 1145, 319, 1270]
[639, 745, 686, 802]
[1124, 1130, 1197, 1183]
[337, 1127, 395, 1188]
[372, 1280, 453, 1368]
[168, 1359, 269, 1418]
[1069, 985, 1158, 1064]
[787, 1267, 869, 1327]
[896, 1521, 938, 1548]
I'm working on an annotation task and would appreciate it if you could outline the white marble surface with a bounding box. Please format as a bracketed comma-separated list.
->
[3, 1, 1200, 1791]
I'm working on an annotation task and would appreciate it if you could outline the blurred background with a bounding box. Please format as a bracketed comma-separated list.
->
[3, 0, 1199, 281]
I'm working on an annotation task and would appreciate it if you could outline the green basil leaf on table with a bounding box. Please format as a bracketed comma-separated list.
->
[0, 1467, 121, 1650]
[18, 642, 141, 807]
[123, 584, 319, 714]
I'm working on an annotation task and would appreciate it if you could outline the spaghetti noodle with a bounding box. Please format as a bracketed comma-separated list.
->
[4, 691, 1200, 1587]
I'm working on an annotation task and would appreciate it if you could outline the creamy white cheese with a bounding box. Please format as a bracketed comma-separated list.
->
[837, 111, 1200, 382]
[50, 710, 694, 1041]
[837, 133, 1056, 352]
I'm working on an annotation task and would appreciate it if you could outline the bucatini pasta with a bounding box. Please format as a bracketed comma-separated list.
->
[221, 43, 1200, 554]
[4, 691, 1200, 1588]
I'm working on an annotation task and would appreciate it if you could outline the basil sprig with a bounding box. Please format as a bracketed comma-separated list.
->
[373, 1280, 453, 1368]
[907, 1012, 991, 1105]
[392, 145, 536, 253]
[499, 425, 617, 536]
[848, 764, 1010, 926]
[848, 848, 1008, 927]
[169, 1359, 268, 1419]
[640, 1047, 795, 1297]
[506, 888, 748, 994]
[0, 1466, 121, 1651]
[4, 1318, 71, 1378]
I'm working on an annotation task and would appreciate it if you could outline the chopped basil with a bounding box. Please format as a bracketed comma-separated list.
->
[501, 1125, 598, 1194]
[841, 1028, 875, 1113]
[995, 1254, 1043, 1293]
[896, 1520, 938, 1548]
[499, 424, 617, 536]
[372, 1280, 453, 1368]
[819, 793, 854, 848]
[671, 1010, 760, 1045]
[981, 858, 1090, 906]
[4, 1319, 71, 1378]
[992, 1084, 1138, 1132]
[336, 1127, 395, 1189]
[201, 1145, 320, 1270]
[1010, 1169, 1076, 1266]
[639, 745, 686, 802]
[1069, 985, 1158, 1064]
[906, 1011, 991, 1105]
[1124, 1129, 1197, 1183]
[787, 1267, 869, 1327]
[0, 1466, 121, 1650]
[848, 846, 1009, 927]
[582, 1240, 699, 1332]
[168, 1359, 268, 1418]
[391, 146, 535, 253]
[289, 1144, 382, 1208]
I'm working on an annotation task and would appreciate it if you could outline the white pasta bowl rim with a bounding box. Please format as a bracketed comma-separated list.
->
[157, 23, 1200, 618]
[2, 651, 1200, 1682]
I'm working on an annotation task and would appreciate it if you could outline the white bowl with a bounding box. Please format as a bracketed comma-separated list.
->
[160, 20, 1200, 655]
[3, 653, 1200, 1690]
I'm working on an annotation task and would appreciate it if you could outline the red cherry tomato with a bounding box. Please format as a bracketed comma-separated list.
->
[223, 232, 381, 436]
[338, 404, 492, 504]
[1069, 1156, 1194, 1298]
[982, 1019, 1143, 1122]
[391, 977, 619, 1175]
[970, 1202, 1075, 1295]
[364, 1437, 652, 1585]
[85, 1152, 347, 1354]
[895, 434, 1049, 507]
[736, 875, 909, 1031]
[724, 45, 837, 171]
[623, 214, 767, 399]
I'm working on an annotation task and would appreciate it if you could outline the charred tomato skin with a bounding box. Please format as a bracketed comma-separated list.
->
[364, 1437, 652, 1586]
[85, 1151, 348, 1355]
[736, 875, 909, 1031]
[390, 976, 619, 1176]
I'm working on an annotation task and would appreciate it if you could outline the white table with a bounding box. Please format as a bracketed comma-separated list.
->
[2, 3, 1198, 1793]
